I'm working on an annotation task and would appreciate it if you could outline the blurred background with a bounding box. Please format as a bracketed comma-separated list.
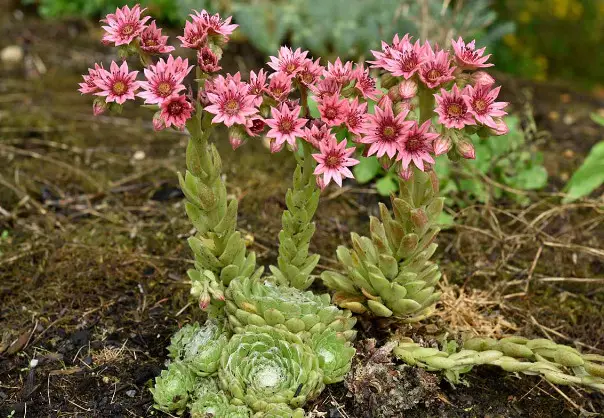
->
[1, 1, 603, 417]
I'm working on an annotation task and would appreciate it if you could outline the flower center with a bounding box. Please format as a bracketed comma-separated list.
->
[427, 69, 441, 81]
[280, 119, 293, 133]
[447, 103, 463, 117]
[122, 24, 135, 35]
[325, 154, 341, 168]
[272, 87, 283, 96]
[144, 39, 157, 47]
[286, 63, 296, 73]
[112, 81, 126, 95]
[168, 102, 182, 115]
[224, 99, 240, 115]
[382, 125, 396, 139]
[405, 134, 422, 152]
[157, 82, 172, 96]
[325, 108, 337, 119]
[474, 99, 487, 112]
[301, 72, 314, 84]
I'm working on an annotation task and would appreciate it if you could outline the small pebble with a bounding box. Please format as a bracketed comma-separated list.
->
[126, 389, 136, 398]
[29, 358, 38, 368]
[0, 45, 23, 67]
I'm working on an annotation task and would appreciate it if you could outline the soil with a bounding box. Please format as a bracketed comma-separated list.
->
[1, 12, 603, 418]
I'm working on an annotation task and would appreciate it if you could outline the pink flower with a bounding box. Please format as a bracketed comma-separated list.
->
[267, 72, 293, 102]
[398, 79, 418, 100]
[303, 123, 332, 148]
[248, 69, 268, 106]
[139, 21, 174, 54]
[419, 42, 456, 89]
[190, 10, 237, 40]
[434, 85, 476, 129]
[351, 64, 379, 100]
[313, 136, 359, 187]
[205, 74, 258, 127]
[268, 47, 309, 76]
[358, 101, 413, 159]
[309, 78, 341, 100]
[383, 37, 425, 79]
[471, 71, 495, 87]
[197, 47, 222, 73]
[463, 84, 508, 128]
[451, 37, 493, 70]
[345, 98, 367, 135]
[265, 104, 308, 149]
[318, 94, 349, 127]
[138, 56, 193, 104]
[297, 58, 323, 86]
[94, 61, 140, 104]
[78, 63, 104, 95]
[160, 94, 193, 129]
[178, 18, 207, 49]
[244, 116, 266, 137]
[324, 58, 353, 85]
[101, 4, 150, 46]
[397, 121, 438, 171]
[369, 34, 410, 70]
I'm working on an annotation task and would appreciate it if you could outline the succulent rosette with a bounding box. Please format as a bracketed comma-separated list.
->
[151, 361, 196, 414]
[190, 390, 252, 417]
[225, 276, 357, 341]
[311, 329, 356, 384]
[253, 404, 306, 418]
[168, 319, 229, 376]
[218, 325, 325, 412]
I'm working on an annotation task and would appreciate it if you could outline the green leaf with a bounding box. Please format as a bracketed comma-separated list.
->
[353, 157, 381, 184]
[307, 96, 321, 119]
[590, 113, 604, 127]
[563, 141, 604, 203]
[507, 165, 548, 190]
[376, 176, 399, 196]
[437, 213, 455, 229]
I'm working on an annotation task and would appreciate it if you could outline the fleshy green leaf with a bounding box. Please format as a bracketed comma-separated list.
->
[563, 141, 604, 203]
[353, 157, 381, 184]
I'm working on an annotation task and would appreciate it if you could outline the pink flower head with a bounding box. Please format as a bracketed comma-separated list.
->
[267, 72, 293, 102]
[297, 58, 324, 86]
[471, 71, 495, 87]
[138, 56, 193, 104]
[359, 101, 414, 159]
[268, 47, 309, 76]
[303, 123, 332, 149]
[139, 21, 174, 54]
[205, 73, 258, 127]
[160, 94, 193, 129]
[265, 104, 308, 149]
[383, 37, 425, 79]
[191, 10, 237, 40]
[78, 63, 104, 95]
[197, 47, 222, 73]
[244, 116, 266, 137]
[309, 78, 341, 100]
[313, 136, 359, 187]
[351, 64, 379, 100]
[345, 98, 368, 135]
[318, 94, 349, 127]
[419, 42, 456, 89]
[434, 84, 476, 129]
[451, 37, 493, 70]
[178, 18, 208, 49]
[324, 58, 353, 85]
[248, 69, 268, 106]
[463, 84, 508, 128]
[101, 4, 150, 46]
[369, 33, 411, 69]
[94, 61, 140, 104]
[397, 120, 438, 171]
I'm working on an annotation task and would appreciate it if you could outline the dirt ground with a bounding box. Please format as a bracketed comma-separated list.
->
[1, 13, 603, 418]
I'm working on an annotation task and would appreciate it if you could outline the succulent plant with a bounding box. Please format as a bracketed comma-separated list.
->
[322, 170, 443, 321]
[151, 361, 196, 414]
[190, 389, 253, 417]
[311, 329, 356, 384]
[218, 325, 325, 412]
[252, 404, 306, 418]
[225, 276, 357, 341]
[271, 157, 321, 290]
[168, 320, 230, 377]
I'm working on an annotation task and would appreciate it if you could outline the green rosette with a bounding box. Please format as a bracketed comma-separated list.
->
[311, 329, 356, 384]
[253, 404, 306, 417]
[168, 319, 229, 377]
[219, 325, 325, 412]
[225, 276, 356, 342]
[151, 361, 196, 414]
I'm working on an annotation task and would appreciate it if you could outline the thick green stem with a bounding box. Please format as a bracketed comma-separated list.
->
[418, 85, 435, 124]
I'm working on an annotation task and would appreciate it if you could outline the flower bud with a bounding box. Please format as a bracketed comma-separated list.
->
[199, 292, 211, 310]
[388, 85, 402, 102]
[433, 135, 452, 156]
[379, 155, 393, 170]
[456, 138, 476, 159]
[399, 165, 413, 181]
[393, 100, 410, 116]
[228, 126, 246, 150]
[398, 79, 418, 100]
[377, 94, 393, 109]
[197, 47, 222, 73]
[381, 73, 399, 89]
[152, 111, 165, 131]
[471, 71, 496, 87]
[488, 117, 509, 136]
[316, 175, 326, 191]
[269, 139, 285, 153]
[92, 98, 108, 116]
